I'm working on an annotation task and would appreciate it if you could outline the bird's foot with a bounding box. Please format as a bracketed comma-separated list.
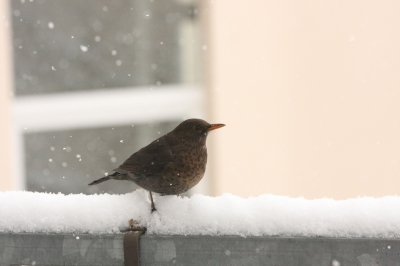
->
[149, 191, 157, 213]
[151, 201, 157, 213]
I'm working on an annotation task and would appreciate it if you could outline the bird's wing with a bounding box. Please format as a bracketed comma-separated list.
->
[113, 135, 175, 177]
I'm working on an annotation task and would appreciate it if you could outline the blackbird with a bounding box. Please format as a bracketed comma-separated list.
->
[88, 118, 225, 212]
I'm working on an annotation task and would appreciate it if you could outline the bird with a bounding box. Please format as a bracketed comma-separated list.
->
[88, 118, 225, 212]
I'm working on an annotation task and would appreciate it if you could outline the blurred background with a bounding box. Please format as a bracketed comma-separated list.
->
[1, 0, 400, 199]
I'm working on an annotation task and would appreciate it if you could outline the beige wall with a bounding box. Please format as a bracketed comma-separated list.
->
[0, 0, 14, 190]
[205, 1, 400, 199]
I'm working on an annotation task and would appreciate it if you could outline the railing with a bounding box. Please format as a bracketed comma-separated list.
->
[2, 192, 400, 265]
[1, 233, 399, 265]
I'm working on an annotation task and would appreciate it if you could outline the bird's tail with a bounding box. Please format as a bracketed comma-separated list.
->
[88, 172, 130, 186]
[88, 175, 112, 186]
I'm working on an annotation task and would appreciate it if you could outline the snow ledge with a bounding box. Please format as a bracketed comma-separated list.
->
[1, 190, 400, 237]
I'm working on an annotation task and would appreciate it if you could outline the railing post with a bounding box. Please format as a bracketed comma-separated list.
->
[123, 226, 146, 266]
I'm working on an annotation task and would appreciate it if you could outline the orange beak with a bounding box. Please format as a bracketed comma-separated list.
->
[208, 124, 226, 131]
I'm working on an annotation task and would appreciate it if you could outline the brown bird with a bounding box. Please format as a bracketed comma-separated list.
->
[88, 118, 225, 212]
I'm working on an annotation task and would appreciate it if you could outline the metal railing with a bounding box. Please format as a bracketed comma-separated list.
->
[1, 232, 399, 265]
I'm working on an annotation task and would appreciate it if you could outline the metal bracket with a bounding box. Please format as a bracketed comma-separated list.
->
[123, 226, 146, 266]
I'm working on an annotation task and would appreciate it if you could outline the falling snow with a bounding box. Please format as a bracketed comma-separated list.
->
[80, 45, 88, 52]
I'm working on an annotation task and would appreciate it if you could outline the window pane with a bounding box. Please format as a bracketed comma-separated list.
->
[11, 0, 199, 96]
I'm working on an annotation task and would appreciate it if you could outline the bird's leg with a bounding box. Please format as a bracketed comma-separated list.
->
[149, 191, 157, 213]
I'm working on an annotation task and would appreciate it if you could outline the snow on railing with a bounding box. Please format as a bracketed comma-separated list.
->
[1, 190, 400, 237]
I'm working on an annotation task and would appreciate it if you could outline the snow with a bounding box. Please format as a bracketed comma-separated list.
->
[1, 190, 400, 237]
[80, 45, 88, 52]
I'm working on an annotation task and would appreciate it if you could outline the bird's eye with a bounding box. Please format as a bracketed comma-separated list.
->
[194, 125, 200, 131]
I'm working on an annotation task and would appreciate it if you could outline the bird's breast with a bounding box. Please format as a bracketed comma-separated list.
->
[174, 145, 207, 175]
[151, 145, 207, 194]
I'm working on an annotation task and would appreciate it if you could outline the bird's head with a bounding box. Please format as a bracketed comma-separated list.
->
[171, 118, 225, 144]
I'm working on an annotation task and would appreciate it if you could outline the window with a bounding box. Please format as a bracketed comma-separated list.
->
[11, 0, 205, 194]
